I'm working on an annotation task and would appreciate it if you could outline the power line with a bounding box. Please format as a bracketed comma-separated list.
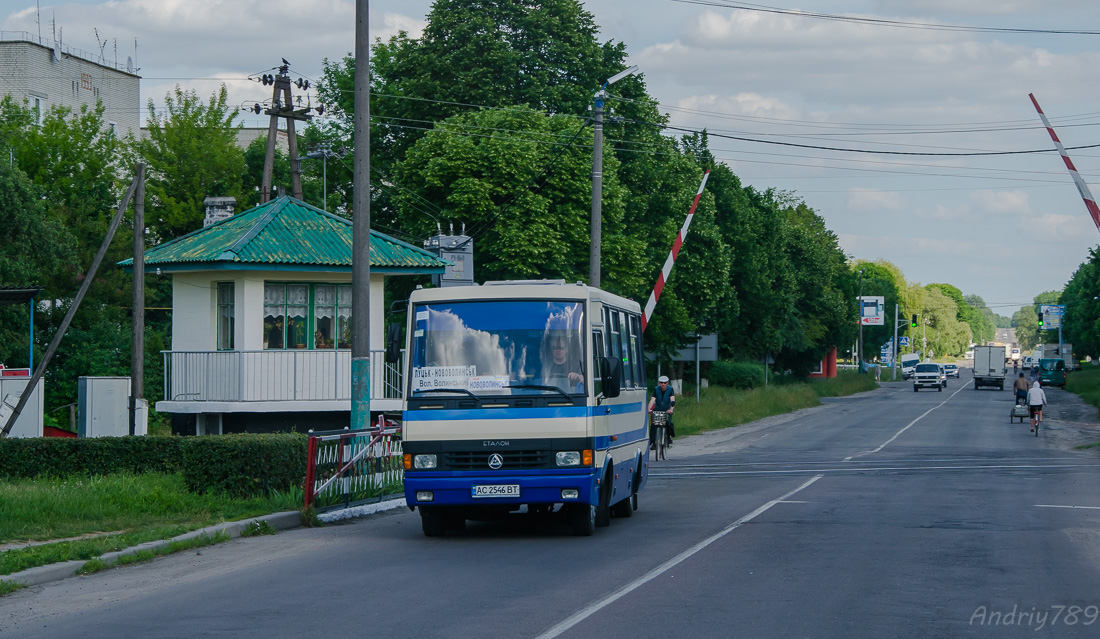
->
[668, 1, 1100, 36]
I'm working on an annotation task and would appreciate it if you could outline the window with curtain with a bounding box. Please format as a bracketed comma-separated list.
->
[264, 282, 353, 350]
[217, 282, 234, 350]
[264, 284, 286, 349]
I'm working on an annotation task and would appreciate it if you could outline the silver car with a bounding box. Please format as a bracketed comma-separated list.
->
[944, 364, 960, 378]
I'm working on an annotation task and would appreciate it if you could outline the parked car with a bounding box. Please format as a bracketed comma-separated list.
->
[944, 363, 960, 378]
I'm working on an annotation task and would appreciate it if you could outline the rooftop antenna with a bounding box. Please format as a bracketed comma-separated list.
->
[93, 28, 106, 62]
[35, 0, 41, 42]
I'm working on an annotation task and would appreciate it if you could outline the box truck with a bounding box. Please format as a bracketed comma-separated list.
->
[973, 345, 1006, 390]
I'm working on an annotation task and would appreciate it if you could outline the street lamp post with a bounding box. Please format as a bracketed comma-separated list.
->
[304, 145, 343, 212]
[590, 65, 638, 288]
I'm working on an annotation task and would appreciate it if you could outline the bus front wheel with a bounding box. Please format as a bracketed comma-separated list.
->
[420, 507, 445, 537]
[570, 504, 596, 536]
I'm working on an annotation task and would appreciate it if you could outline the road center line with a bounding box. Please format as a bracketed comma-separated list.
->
[844, 380, 972, 461]
[1034, 504, 1100, 510]
[533, 475, 823, 639]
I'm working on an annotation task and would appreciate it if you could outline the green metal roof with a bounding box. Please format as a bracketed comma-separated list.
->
[119, 197, 448, 274]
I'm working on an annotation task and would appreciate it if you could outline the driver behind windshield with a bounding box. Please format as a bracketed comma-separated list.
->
[540, 331, 583, 392]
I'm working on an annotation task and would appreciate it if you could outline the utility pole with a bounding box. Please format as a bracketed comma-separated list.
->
[590, 65, 637, 288]
[129, 163, 145, 436]
[857, 268, 864, 373]
[350, 0, 371, 431]
[258, 60, 313, 203]
[2, 173, 141, 438]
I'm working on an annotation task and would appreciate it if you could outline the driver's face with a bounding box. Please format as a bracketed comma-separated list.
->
[550, 337, 568, 363]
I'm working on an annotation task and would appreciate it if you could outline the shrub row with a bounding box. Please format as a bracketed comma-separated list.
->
[0, 434, 308, 498]
[708, 361, 766, 389]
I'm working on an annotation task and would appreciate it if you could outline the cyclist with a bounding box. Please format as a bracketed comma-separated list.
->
[1012, 372, 1029, 406]
[1026, 380, 1047, 433]
[648, 375, 676, 449]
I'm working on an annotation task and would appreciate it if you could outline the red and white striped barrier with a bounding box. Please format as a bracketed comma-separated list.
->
[641, 170, 711, 332]
[1029, 93, 1100, 232]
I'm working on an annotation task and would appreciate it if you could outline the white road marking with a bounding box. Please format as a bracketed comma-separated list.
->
[533, 475, 824, 639]
[844, 381, 973, 461]
[1034, 504, 1100, 510]
[650, 463, 1100, 477]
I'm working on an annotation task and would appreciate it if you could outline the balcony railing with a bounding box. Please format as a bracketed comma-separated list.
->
[162, 349, 404, 403]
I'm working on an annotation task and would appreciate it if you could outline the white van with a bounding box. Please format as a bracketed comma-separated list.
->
[900, 353, 921, 379]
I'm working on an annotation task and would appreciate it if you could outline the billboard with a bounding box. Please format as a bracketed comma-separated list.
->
[859, 296, 885, 326]
[1039, 304, 1064, 329]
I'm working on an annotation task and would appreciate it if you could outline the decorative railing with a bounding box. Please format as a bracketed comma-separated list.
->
[162, 349, 404, 403]
[304, 420, 404, 510]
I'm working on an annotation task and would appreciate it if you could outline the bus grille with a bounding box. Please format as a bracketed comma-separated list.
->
[443, 450, 550, 470]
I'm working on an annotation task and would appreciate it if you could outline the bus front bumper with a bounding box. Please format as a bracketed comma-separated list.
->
[404, 469, 600, 508]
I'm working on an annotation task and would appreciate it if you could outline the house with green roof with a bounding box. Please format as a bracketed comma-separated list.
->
[122, 196, 449, 434]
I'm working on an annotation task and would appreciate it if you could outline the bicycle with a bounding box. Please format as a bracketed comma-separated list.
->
[1030, 404, 1043, 436]
[650, 410, 669, 461]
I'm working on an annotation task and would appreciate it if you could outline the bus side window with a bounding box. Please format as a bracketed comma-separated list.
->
[592, 330, 605, 397]
[619, 311, 634, 389]
[606, 308, 623, 378]
[629, 314, 643, 388]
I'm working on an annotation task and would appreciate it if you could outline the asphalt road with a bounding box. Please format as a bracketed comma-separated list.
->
[3, 369, 1100, 638]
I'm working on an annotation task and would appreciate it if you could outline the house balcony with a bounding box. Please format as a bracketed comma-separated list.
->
[156, 349, 404, 414]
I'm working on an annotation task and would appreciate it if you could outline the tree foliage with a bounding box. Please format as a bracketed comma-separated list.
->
[133, 85, 245, 241]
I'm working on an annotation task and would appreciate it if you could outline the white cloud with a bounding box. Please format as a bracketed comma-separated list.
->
[969, 189, 1031, 215]
[846, 188, 906, 213]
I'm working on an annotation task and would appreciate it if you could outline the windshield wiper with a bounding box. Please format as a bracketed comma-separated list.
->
[506, 384, 573, 401]
[411, 388, 481, 400]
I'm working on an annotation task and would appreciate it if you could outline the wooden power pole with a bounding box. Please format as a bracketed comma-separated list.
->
[259, 60, 313, 203]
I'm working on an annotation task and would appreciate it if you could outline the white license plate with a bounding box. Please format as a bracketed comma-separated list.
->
[472, 484, 520, 498]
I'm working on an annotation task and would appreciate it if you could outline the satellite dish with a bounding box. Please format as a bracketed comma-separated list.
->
[126, 56, 133, 73]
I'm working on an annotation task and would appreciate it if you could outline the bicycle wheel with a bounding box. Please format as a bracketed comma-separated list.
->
[656, 425, 666, 461]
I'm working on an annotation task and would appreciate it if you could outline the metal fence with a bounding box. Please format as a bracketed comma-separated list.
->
[304, 419, 404, 511]
[162, 349, 404, 403]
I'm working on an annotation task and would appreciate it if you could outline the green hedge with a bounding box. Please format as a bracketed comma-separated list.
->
[0, 437, 185, 479]
[180, 434, 308, 497]
[0, 434, 308, 498]
[708, 361, 766, 389]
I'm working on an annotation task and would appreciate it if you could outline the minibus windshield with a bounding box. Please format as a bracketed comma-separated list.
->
[409, 300, 586, 395]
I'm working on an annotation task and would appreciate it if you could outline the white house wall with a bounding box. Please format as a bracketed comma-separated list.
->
[171, 272, 216, 351]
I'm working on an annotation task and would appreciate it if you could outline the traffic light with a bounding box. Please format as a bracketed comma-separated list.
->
[911, 314, 917, 328]
[1038, 315, 1044, 328]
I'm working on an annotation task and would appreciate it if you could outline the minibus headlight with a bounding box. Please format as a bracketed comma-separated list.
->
[555, 451, 581, 467]
[413, 454, 437, 469]
[416, 491, 434, 502]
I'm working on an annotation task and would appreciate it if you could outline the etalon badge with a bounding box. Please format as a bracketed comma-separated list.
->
[488, 453, 503, 470]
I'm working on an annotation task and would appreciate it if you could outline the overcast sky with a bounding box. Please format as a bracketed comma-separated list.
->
[5, 0, 1100, 314]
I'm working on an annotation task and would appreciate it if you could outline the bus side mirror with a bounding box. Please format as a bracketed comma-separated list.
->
[385, 322, 402, 364]
[601, 357, 621, 399]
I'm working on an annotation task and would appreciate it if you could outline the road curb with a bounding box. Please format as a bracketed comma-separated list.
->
[2, 510, 304, 589]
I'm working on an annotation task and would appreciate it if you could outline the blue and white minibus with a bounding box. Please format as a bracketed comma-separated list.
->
[400, 280, 649, 536]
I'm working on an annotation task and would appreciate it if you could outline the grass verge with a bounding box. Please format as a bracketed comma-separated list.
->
[1064, 365, 1100, 449]
[77, 531, 231, 576]
[0, 473, 301, 577]
[675, 371, 878, 438]
[0, 580, 26, 596]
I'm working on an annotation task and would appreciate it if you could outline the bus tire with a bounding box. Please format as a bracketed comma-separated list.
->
[570, 504, 596, 536]
[420, 507, 445, 537]
[595, 469, 612, 528]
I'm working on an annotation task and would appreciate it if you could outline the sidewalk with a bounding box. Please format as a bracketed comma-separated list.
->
[2, 499, 407, 590]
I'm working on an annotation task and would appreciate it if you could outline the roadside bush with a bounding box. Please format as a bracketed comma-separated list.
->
[180, 433, 308, 497]
[708, 360, 765, 389]
[0, 434, 309, 498]
[0, 436, 184, 479]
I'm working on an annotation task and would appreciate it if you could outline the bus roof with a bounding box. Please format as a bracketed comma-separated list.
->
[409, 280, 640, 312]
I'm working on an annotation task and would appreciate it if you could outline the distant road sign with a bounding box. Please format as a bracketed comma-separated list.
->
[899, 336, 910, 346]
